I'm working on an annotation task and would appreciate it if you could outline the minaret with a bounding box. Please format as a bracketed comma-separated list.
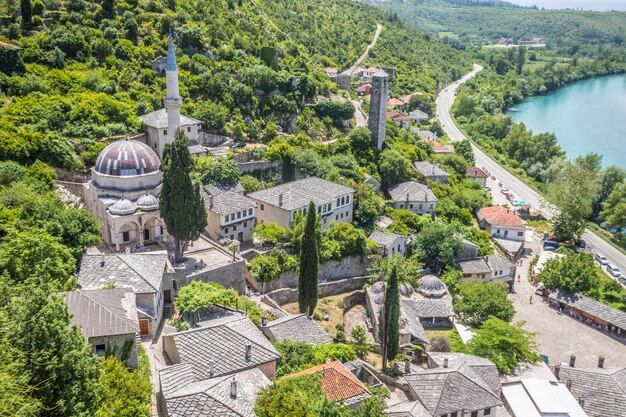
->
[368, 69, 389, 150]
[163, 34, 182, 156]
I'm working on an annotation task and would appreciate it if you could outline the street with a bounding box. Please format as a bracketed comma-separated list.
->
[436, 65, 626, 281]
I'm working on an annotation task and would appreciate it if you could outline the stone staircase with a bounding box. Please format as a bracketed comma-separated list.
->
[163, 304, 173, 319]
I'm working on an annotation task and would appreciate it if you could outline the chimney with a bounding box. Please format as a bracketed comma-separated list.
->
[569, 355, 576, 367]
[406, 193, 410, 202]
[209, 359, 215, 377]
[554, 364, 560, 380]
[566, 379, 572, 391]
[278, 193, 284, 207]
[340, 176, 345, 185]
[404, 357, 411, 374]
[261, 315, 267, 326]
[245, 343, 252, 361]
[443, 357, 449, 368]
[100, 257, 105, 267]
[208, 195, 213, 209]
[230, 377, 237, 399]
[598, 356, 605, 368]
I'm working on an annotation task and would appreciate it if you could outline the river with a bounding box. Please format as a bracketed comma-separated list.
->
[511, 0, 626, 11]
[506, 74, 626, 168]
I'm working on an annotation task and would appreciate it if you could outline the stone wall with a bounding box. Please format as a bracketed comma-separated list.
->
[342, 290, 366, 311]
[237, 160, 282, 181]
[56, 181, 87, 201]
[266, 276, 369, 306]
[258, 255, 370, 293]
[175, 260, 246, 294]
[90, 333, 138, 369]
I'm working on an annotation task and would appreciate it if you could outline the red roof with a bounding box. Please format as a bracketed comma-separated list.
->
[429, 141, 454, 153]
[467, 167, 488, 178]
[387, 111, 404, 119]
[477, 206, 524, 228]
[281, 361, 370, 402]
[0, 40, 20, 50]
[387, 98, 405, 107]
[324, 67, 337, 73]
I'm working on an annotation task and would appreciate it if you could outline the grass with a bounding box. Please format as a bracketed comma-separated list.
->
[425, 328, 468, 353]
[527, 220, 552, 237]
[283, 293, 351, 338]
[590, 267, 626, 311]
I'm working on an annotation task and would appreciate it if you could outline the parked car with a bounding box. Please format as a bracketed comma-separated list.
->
[607, 264, 622, 278]
[485, 186, 492, 192]
[535, 283, 545, 296]
[576, 240, 587, 249]
[544, 239, 560, 250]
[501, 187, 510, 194]
[619, 276, 626, 285]
[230, 141, 246, 148]
[595, 253, 609, 265]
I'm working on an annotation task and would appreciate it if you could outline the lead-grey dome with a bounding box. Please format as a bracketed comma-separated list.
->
[95, 139, 160, 177]
[399, 283, 414, 297]
[109, 198, 137, 215]
[370, 281, 385, 294]
[136, 193, 159, 211]
[419, 275, 446, 297]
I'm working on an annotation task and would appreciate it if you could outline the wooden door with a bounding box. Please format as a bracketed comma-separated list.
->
[237, 232, 244, 242]
[139, 319, 149, 335]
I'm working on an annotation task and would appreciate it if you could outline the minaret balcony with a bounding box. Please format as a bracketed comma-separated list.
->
[164, 97, 183, 106]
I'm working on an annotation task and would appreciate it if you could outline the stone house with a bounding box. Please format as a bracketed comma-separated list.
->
[248, 176, 355, 230]
[356, 83, 371, 96]
[457, 254, 517, 284]
[260, 314, 332, 345]
[202, 189, 257, 243]
[456, 238, 480, 262]
[408, 109, 429, 123]
[368, 230, 408, 257]
[413, 161, 450, 184]
[477, 206, 525, 241]
[388, 181, 437, 216]
[467, 166, 489, 187]
[63, 288, 139, 368]
[77, 253, 174, 336]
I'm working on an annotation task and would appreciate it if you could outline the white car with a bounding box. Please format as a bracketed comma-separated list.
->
[501, 187, 510, 194]
[595, 253, 609, 265]
[607, 264, 622, 278]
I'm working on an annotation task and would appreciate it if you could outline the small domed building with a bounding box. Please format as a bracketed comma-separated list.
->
[84, 138, 167, 250]
[418, 275, 448, 298]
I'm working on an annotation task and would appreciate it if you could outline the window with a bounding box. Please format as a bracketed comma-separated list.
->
[230, 235, 234, 240]
[336, 215, 339, 220]
[471, 412, 478, 417]
[244, 221, 248, 227]
[260, 204, 264, 210]
[237, 212, 241, 219]
[400, 204, 404, 209]
[430, 204, 433, 209]
[318, 207, 321, 214]
[340, 213, 344, 219]
[224, 227, 229, 233]
[497, 229, 501, 234]
[337, 198, 340, 206]
[418, 204, 422, 210]
[346, 195, 350, 204]
[341, 197, 345, 205]
[225, 214, 229, 222]
[484, 408, 491, 416]
[164, 130, 168, 135]
[187, 126, 191, 132]
[410, 204, 414, 209]
[397, 244, 401, 251]
[122, 231, 130, 242]
[518, 231, 524, 236]
[451, 413, 458, 417]
[95, 344, 106, 355]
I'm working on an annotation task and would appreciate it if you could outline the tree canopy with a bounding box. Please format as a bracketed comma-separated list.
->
[454, 279, 515, 327]
[540, 252, 599, 294]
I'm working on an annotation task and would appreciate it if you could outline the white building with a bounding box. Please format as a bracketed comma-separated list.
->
[248, 177, 355, 230]
[477, 206, 525, 241]
[202, 187, 257, 243]
[388, 181, 437, 216]
[368, 230, 407, 257]
[502, 378, 588, 417]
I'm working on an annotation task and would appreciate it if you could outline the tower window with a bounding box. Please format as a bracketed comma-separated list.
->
[164, 130, 168, 135]
[187, 127, 191, 132]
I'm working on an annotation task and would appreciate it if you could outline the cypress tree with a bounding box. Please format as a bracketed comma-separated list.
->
[298, 201, 319, 314]
[381, 265, 400, 369]
[160, 129, 207, 262]
[20, 0, 32, 29]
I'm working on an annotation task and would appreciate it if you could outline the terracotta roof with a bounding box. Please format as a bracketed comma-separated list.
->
[477, 206, 524, 229]
[387, 110, 404, 119]
[282, 361, 371, 404]
[388, 98, 405, 107]
[400, 92, 422, 104]
[430, 141, 454, 153]
[0, 40, 20, 50]
[324, 67, 337, 73]
[467, 166, 488, 178]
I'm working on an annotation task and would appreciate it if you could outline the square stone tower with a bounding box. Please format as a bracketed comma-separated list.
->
[368, 69, 389, 150]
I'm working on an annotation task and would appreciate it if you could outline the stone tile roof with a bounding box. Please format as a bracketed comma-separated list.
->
[165, 315, 280, 380]
[203, 183, 244, 196]
[78, 253, 169, 294]
[385, 400, 432, 417]
[369, 231, 406, 248]
[467, 166, 488, 178]
[139, 108, 201, 129]
[413, 161, 450, 179]
[553, 365, 626, 417]
[457, 254, 514, 275]
[202, 190, 256, 215]
[427, 352, 501, 395]
[160, 365, 271, 417]
[63, 288, 138, 338]
[404, 360, 502, 415]
[388, 182, 437, 203]
[401, 298, 453, 319]
[477, 206, 524, 229]
[549, 288, 626, 330]
[248, 177, 355, 211]
[263, 314, 332, 345]
[408, 109, 429, 120]
[282, 361, 371, 405]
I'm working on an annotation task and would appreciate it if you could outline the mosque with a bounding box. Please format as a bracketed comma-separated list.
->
[84, 36, 202, 251]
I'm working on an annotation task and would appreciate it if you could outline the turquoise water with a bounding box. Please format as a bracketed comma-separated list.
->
[506, 74, 626, 168]
[512, 0, 626, 11]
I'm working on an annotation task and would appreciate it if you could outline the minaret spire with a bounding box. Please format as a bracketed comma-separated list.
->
[162, 33, 182, 156]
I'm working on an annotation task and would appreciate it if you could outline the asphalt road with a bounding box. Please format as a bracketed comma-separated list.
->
[436, 64, 626, 279]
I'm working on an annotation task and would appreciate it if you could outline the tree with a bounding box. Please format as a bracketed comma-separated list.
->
[540, 252, 599, 293]
[96, 357, 151, 417]
[20, 0, 32, 29]
[467, 317, 539, 373]
[350, 326, 371, 359]
[248, 255, 281, 285]
[378, 149, 412, 190]
[298, 201, 319, 315]
[175, 281, 237, 314]
[254, 222, 287, 245]
[368, 255, 423, 286]
[454, 280, 515, 327]
[437, 154, 468, 177]
[352, 183, 383, 231]
[453, 139, 475, 165]
[439, 266, 462, 296]
[381, 266, 400, 369]
[321, 222, 369, 261]
[160, 129, 207, 261]
[593, 166, 625, 218]
[601, 181, 626, 231]
[411, 222, 462, 271]
[240, 174, 262, 193]
[198, 156, 241, 185]
[546, 158, 600, 241]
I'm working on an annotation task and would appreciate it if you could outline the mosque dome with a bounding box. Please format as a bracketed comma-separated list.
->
[136, 193, 159, 211]
[109, 198, 137, 215]
[419, 275, 447, 297]
[94, 139, 160, 177]
[370, 281, 385, 294]
[399, 283, 414, 297]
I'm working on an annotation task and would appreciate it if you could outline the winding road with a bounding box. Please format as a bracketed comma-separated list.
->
[341, 23, 383, 77]
[436, 64, 626, 279]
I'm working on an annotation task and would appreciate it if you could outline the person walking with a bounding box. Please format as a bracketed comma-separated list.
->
[529, 295, 533, 304]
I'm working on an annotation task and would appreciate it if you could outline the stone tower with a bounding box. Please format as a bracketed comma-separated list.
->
[368, 69, 389, 150]
[163, 34, 182, 153]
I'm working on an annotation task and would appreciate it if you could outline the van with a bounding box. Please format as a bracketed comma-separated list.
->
[535, 283, 545, 296]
